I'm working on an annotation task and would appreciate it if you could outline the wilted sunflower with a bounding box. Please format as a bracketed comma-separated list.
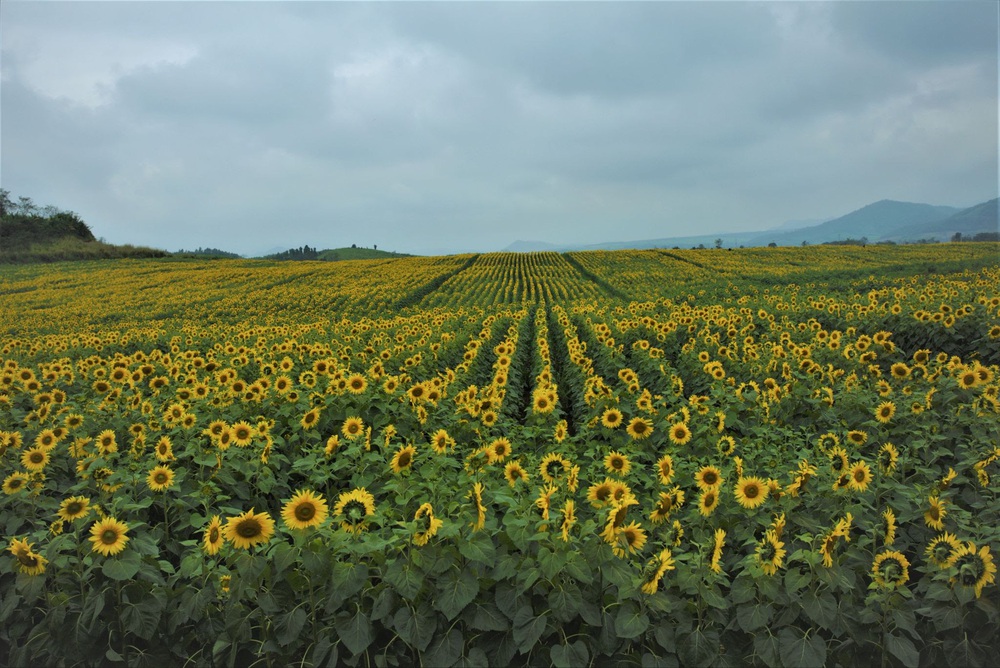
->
[3, 472, 29, 495]
[734, 476, 768, 509]
[951, 543, 996, 598]
[341, 416, 365, 440]
[391, 445, 417, 474]
[604, 451, 631, 476]
[874, 401, 896, 424]
[10, 541, 47, 576]
[539, 452, 569, 483]
[872, 550, 910, 588]
[656, 454, 675, 485]
[668, 422, 692, 446]
[535, 484, 558, 521]
[698, 489, 719, 517]
[925, 532, 962, 569]
[559, 499, 576, 542]
[695, 466, 723, 491]
[203, 515, 224, 555]
[925, 495, 947, 530]
[755, 529, 786, 576]
[601, 408, 623, 429]
[413, 503, 443, 546]
[847, 461, 872, 492]
[89, 517, 130, 556]
[882, 507, 897, 546]
[626, 417, 653, 440]
[504, 460, 529, 487]
[334, 488, 377, 534]
[640, 547, 676, 594]
[147, 465, 175, 492]
[709, 528, 726, 574]
[488, 437, 511, 462]
[57, 496, 91, 522]
[282, 489, 329, 531]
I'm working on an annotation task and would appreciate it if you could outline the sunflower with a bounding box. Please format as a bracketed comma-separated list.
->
[89, 517, 131, 556]
[847, 461, 872, 492]
[626, 417, 653, 440]
[470, 482, 486, 531]
[488, 437, 512, 462]
[695, 466, 723, 491]
[96, 429, 118, 455]
[223, 509, 275, 549]
[874, 401, 896, 424]
[607, 521, 645, 558]
[641, 548, 676, 594]
[480, 410, 498, 427]
[231, 421, 255, 447]
[872, 550, 910, 588]
[709, 528, 726, 574]
[504, 460, 529, 487]
[13, 546, 47, 576]
[553, 420, 568, 443]
[656, 454, 675, 485]
[430, 429, 453, 455]
[413, 503, 443, 546]
[882, 507, 897, 546]
[206, 420, 228, 439]
[3, 472, 29, 495]
[145, 465, 175, 492]
[334, 488, 377, 534]
[601, 408, 623, 429]
[878, 442, 899, 474]
[346, 374, 368, 394]
[154, 436, 174, 462]
[21, 447, 49, 473]
[951, 543, 996, 598]
[755, 529, 786, 576]
[925, 495, 947, 530]
[539, 452, 569, 483]
[698, 489, 719, 517]
[649, 488, 684, 524]
[341, 416, 365, 440]
[323, 435, 340, 457]
[668, 422, 692, 445]
[390, 445, 417, 474]
[601, 497, 639, 545]
[301, 408, 321, 431]
[925, 532, 962, 569]
[716, 435, 736, 457]
[281, 489, 329, 531]
[734, 476, 768, 509]
[604, 451, 631, 476]
[846, 430, 867, 446]
[829, 446, 849, 474]
[57, 496, 91, 522]
[535, 484, 558, 521]
[532, 390, 556, 414]
[203, 515, 224, 555]
[890, 363, 910, 380]
[587, 479, 615, 508]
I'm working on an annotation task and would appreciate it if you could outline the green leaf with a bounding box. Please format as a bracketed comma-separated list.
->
[885, 633, 919, 668]
[336, 608, 373, 656]
[730, 576, 756, 604]
[122, 597, 163, 640]
[614, 602, 650, 640]
[393, 604, 436, 653]
[423, 629, 463, 668]
[551, 640, 590, 668]
[801, 589, 837, 629]
[737, 602, 773, 633]
[470, 602, 509, 632]
[103, 552, 142, 581]
[436, 568, 479, 620]
[459, 532, 496, 565]
[512, 605, 548, 654]
[778, 627, 827, 668]
[549, 583, 583, 623]
[385, 559, 423, 600]
[276, 607, 308, 647]
[371, 587, 397, 622]
[754, 633, 780, 667]
[105, 648, 125, 663]
[460, 647, 489, 668]
[679, 628, 719, 667]
[311, 636, 338, 668]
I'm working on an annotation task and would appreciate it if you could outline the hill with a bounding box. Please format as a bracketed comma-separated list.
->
[886, 198, 998, 242]
[318, 246, 414, 261]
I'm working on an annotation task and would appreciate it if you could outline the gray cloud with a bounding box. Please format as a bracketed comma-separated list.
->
[1, 1, 996, 256]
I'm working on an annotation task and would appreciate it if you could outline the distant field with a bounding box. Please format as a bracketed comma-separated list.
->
[1, 244, 998, 667]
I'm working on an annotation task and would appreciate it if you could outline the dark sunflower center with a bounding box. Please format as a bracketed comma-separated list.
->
[595, 486, 611, 501]
[236, 428, 250, 439]
[154, 473, 169, 484]
[344, 500, 366, 521]
[348, 424, 359, 434]
[633, 422, 647, 433]
[398, 452, 411, 467]
[67, 502, 83, 515]
[929, 507, 940, 520]
[236, 519, 262, 538]
[18, 554, 39, 567]
[30, 452, 43, 463]
[612, 458, 624, 470]
[881, 561, 902, 581]
[704, 493, 716, 506]
[704, 472, 718, 485]
[101, 529, 119, 544]
[295, 503, 316, 521]
[744, 484, 759, 499]
[854, 470, 866, 482]
[674, 427, 686, 438]
[209, 527, 220, 542]
[546, 461, 564, 477]
[760, 543, 776, 561]
[495, 445, 507, 456]
[934, 543, 954, 561]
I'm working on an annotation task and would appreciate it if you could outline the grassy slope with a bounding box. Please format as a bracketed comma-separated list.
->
[0, 236, 168, 263]
[317, 247, 414, 261]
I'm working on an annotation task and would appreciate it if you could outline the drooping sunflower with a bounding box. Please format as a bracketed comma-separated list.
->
[346, 374, 368, 395]
[469, 482, 486, 531]
[553, 420, 568, 443]
[391, 444, 417, 474]
[281, 489, 329, 531]
[872, 550, 910, 588]
[535, 484, 558, 521]
[734, 476, 768, 509]
[488, 437, 512, 462]
[57, 496, 91, 522]
[146, 466, 175, 492]
[604, 451, 631, 476]
[601, 408, 623, 429]
[539, 452, 569, 483]
[698, 489, 720, 517]
[755, 529, 786, 576]
[224, 509, 275, 549]
[951, 542, 996, 598]
[882, 507, 897, 546]
[640, 547, 676, 594]
[324, 435, 340, 457]
[559, 499, 576, 542]
[878, 442, 899, 474]
[656, 454, 675, 485]
[874, 401, 896, 424]
[231, 421, 255, 447]
[847, 460, 872, 492]
[626, 417, 653, 440]
[601, 497, 639, 545]
[846, 430, 868, 447]
[11, 543, 47, 576]
[709, 528, 726, 574]
[649, 488, 684, 524]
[341, 416, 365, 440]
[89, 517, 131, 556]
[925, 495, 947, 530]
[334, 488, 377, 534]
[925, 532, 962, 569]
[504, 460, 529, 487]
[413, 503, 443, 546]
[829, 446, 849, 474]
[668, 422, 692, 446]
[695, 466, 723, 492]
[4, 471, 29, 495]
[203, 515, 224, 555]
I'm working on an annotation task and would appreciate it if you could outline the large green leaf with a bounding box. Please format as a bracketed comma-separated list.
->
[423, 629, 463, 668]
[436, 568, 479, 620]
[737, 602, 773, 633]
[551, 640, 589, 668]
[885, 633, 919, 668]
[335, 608, 373, 656]
[512, 605, 548, 654]
[614, 602, 650, 640]
[777, 627, 827, 668]
[102, 552, 142, 581]
[393, 603, 436, 653]
[459, 533, 496, 565]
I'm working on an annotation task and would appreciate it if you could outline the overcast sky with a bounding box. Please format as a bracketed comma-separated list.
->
[2, 1, 997, 256]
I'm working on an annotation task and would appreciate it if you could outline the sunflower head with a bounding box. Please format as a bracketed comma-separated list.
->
[282, 489, 329, 530]
[224, 508, 276, 549]
[203, 515, 225, 555]
[872, 550, 910, 588]
[89, 517, 131, 556]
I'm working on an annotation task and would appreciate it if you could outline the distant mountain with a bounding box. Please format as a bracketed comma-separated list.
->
[771, 217, 829, 232]
[885, 198, 998, 241]
[746, 200, 959, 247]
[502, 240, 567, 252]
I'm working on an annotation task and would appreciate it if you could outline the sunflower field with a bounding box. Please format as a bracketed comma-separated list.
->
[1, 244, 999, 668]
